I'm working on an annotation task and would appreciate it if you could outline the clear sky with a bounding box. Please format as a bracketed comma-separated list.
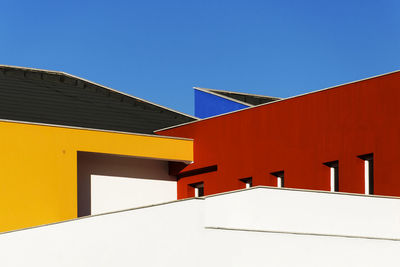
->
[2, 1, 399, 115]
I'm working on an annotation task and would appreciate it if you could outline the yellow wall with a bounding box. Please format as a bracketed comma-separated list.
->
[0, 120, 193, 232]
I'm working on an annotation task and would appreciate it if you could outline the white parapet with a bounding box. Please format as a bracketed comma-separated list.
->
[0, 187, 400, 267]
[204, 187, 400, 240]
[91, 175, 177, 214]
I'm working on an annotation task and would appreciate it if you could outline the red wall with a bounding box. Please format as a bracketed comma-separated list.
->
[159, 72, 400, 199]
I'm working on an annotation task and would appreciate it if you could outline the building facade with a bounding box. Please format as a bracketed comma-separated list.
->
[0, 65, 194, 232]
[158, 71, 400, 199]
[1, 66, 400, 266]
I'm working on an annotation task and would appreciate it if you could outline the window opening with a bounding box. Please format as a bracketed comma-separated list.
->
[323, 161, 339, 192]
[240, 177, 253, 189]
[190, 182, 204, 197]
[358, 154, 374, 195]
[271, 171, 284, 188]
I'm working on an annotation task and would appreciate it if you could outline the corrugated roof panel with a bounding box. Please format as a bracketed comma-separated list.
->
[0, 66, 197, 134]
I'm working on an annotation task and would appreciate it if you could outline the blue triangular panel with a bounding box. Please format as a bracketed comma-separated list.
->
[195, 89, 249, 119]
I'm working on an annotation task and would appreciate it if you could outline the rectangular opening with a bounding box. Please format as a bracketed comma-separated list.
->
[358, 154, 374, 195]
[240, 177, 253, 189]
[323, 161, 339, 192]
[190, 182, 204, 197]
[271, 171, 284, 188]
[78, 152, 177, 216]
[177, 165, 217, 179]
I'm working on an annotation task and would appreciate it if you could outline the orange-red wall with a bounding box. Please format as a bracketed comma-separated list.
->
[158, 72, 400, 199]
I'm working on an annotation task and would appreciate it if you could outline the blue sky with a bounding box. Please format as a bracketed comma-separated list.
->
[2, 1, 399, 115]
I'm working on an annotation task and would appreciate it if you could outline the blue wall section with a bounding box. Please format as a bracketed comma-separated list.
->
[195, 89, 249, 118]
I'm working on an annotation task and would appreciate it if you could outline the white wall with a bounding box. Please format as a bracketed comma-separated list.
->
[0, 199, 205, 267]
[205, 187, 400, 239]
[1, 187, 400, 267]
[91, 175, 176, 214]
[205, 227, 400, 267]
[78, 152, 177, 215]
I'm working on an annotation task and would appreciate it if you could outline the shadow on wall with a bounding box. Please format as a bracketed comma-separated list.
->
[77, 152, 177, 217]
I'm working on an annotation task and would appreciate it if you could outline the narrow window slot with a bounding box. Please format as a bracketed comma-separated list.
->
[324, 161, 339, 192]
[358, 154, 374, 195]
[271, 171, 284, 188]
[190, 182, 204, 197]
[240, 177, 253, 189]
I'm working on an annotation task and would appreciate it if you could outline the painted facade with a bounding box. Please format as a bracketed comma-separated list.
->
[194, 88, 250, 118]
[194, 87, 279, 118]
[158, 71, 400, 199]
[1, 66, 400, 265]
[0, 65, 195, 233]
[1, 65, 399, 243]
[0, 120, 192, 232]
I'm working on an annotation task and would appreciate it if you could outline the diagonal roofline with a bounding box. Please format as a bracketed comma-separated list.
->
[1, 185, 399, 236]
[0, 64, 198, 121]
[156, 70, 400, 133]
[194, 87, 253, 107]
[197, 87, 282, 100]
[0, 118, 193, 141]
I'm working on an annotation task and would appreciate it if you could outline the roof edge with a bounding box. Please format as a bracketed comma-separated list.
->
[1, 185, 399, 236]
[197, 87, 282, 100]
[0, 197, 203, 236]
[0, 64, 199, 121]
[0, 118, 193, 141]
[194, 87, 253, 107]
[156, 70, 400, 133]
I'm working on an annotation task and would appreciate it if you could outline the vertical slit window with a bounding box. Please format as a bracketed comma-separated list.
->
[358, 154, 374, 195]
[190, 182, 204, 197]
[324, 161, 339, 192]
[271, 171, 284, 188]
[240, 177, 253, 189]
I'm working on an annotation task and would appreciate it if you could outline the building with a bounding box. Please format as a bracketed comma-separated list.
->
[1, 187, 400, 267]
[194, 87, 280, 118]
[0, 66, 399, 266]
[0, 65, 194, 232]
[0, 65, 196, 133]
[158, 71, 400, 199]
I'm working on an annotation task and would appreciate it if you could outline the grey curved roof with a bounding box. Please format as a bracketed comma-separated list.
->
[0, 65, 197, 134]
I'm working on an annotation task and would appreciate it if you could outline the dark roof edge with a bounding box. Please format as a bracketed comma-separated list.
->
[0, 118, 194, 142]
[194, 87, 253, 107]
[156, 70, 400, 133]
[198, 87, 282, 100]
[0, 64, 198, 121]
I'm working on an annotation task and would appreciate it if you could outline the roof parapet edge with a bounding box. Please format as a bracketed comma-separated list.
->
[194, 87, 253, 107]
[196, 87, 282, 100]
[0, 64, 199, 121]
[0, 118, 193, 141]
[1, 185, 400, 236]
[155, 70, 400, 133]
